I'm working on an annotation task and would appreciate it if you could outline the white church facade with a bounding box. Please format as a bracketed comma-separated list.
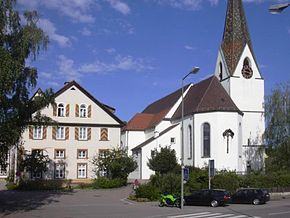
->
[121, 0, 265, 180]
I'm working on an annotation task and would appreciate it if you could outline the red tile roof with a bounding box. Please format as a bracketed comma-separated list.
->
[124, 76, 242, 131]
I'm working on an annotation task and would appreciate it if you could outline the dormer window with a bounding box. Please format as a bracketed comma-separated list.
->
[57, 103, 65, 117]
[80, 104, 87, 118]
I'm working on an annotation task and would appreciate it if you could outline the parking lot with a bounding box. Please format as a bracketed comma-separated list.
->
[1, 182, 290, 218]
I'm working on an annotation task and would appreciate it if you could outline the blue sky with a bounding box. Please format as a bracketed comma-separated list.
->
[18, 0, 290, 121]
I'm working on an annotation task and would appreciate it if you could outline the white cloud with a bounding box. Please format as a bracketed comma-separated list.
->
[38, 19, 71, 47]
[105, 0, 130, 15]
[105, 48, 117, 54]
[184, 45, 195, 50]
[153, 0, 202, 11]
[58, 55, 83, 80]
[80, 27, 92, 36]
[18, 0, 96, 23]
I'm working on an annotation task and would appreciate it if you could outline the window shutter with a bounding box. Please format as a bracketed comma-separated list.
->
[88, 105, 92, 118]
[53, 104, 57, 116]
[75, 104, 79, 117]
[87, 128, 91, 140]
[29, 127, 33, 139]
[43, 127, 47, 139]
[65, 127, 69, 140]
[66, 104, 70, 117]
[52, 127, 56, 140]
[100, 128, 108, 141]
[75, 127, 79, 140]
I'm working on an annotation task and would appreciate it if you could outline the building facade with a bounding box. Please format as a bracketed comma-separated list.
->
[122, 0, 265, 180]
[21, 81, 124, 181]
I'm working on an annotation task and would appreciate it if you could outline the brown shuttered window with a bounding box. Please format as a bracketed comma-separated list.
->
[65, 127, 69, 140]
[52, 127, 56, 140]
[100, 128, 108, 141]
[43, 127, 47, 139]
[88, 105, 92, 118]
[53, 104, 57, 116]
[87, 128, 91, 140]
[75, 104, 79, 117]
[66, 104, 70, 117]
[75, 127, 79, 140]
[29, 127, 33, 139]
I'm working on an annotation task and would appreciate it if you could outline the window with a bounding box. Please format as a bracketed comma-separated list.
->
[202, 123, 210, 158]
[33, 126, 43, 139]
[170, 137, 176, 144]
[78, 149, 88, 159]
[99, 149, 109, 158]
[31, 171, 42, 179]
[100, 128, 108, 141]
[55, 149, 65, 159]
[219, 62, 223, 81]
[77, 163, 87, 178]
[80, 104, 87, 118]
[79, 127, 87, 140]
[188, 125, 193, 159]
[55, 164, 65, 179]
[56, 127, 65, 140]
[57, 103, 65, 117]
[99, 167, 107, 177]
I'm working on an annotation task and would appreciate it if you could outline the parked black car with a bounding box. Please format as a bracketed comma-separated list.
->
[230, 188, 270, 205]
[184, 189, 231, 207]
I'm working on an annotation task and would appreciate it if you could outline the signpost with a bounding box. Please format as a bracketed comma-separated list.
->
[208, 159, 215, 189]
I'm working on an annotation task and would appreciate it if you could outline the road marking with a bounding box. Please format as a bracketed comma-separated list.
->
[167, 212, 260, 218]
[268, 211, 290, 216]
[120, 197, 134, 205]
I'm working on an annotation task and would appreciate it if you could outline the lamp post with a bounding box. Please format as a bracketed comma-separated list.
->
[180, 66, 200, 209]
[269, 3, 290, 14]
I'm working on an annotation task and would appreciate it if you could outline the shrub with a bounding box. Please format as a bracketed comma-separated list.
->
[185, 167, 208, 193]
[135, 183, 159, 201]
[211, 171, 241, 194]
[150, 173, 180, 195]
[15, 179, 72, 191]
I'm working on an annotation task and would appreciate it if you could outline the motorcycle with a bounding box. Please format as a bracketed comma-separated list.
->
[159, 193, 181, 208]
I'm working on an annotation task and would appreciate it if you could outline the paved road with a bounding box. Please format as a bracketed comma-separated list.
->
[1, 184, 290, 218]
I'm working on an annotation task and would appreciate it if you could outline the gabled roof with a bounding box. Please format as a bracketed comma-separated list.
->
[124, 76, 242, 131]
[172, 76, 242, 119]
[221, 0, 258, 75]
[123, 85, 189, 131]
[54, 81, 124, 125]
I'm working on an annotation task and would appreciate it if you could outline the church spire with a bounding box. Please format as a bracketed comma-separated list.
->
[221, 0, 256, 75]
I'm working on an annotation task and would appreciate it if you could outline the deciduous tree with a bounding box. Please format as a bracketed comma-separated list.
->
[0, 0, 54, 168]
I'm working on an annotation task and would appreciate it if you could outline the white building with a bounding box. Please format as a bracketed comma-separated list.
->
[122, 0, 265, 180]
[21, 81, 124, 181]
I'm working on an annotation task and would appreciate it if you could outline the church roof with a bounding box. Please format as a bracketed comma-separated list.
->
[172, 76, 243, 119]
[221, 0, 257, 75]
[124, 76, 242, 131]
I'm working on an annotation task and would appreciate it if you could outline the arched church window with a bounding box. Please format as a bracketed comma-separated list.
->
[219, 62, 223, 81]
[241, 57, 253, 79]
[188, 125, 193, 159]
[202, 123, 210, 158]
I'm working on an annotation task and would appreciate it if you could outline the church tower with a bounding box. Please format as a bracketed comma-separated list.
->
[214, 0, 265, 171]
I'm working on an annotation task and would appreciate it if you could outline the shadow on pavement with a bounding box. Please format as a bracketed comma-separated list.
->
[0, 189, 73, 216]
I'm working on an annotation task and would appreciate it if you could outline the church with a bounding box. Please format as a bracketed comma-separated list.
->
[121, 0, 265, 180]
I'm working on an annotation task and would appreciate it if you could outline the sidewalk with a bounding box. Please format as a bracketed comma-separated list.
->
[0, 179, 7, 190]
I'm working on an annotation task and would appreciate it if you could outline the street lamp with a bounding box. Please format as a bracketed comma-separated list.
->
[269, 3, 290, 14]
[180, 66, 200, 209]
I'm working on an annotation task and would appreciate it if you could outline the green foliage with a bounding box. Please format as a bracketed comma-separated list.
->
[185, 167, 208, 193]
[150, 173, 180, 195]
[264, 81, 290, 148]
[135, 183, 160, 201]
[147, 146, 178, 175]
[211, 171, 241, 194]
[266, 137, 290, 172]
[92, 177, 127, 189]
[92, 147, 137, 180]
[10, 179, 72, 191]
[20, 149, 50, 177]
[0, 0, 54, 168]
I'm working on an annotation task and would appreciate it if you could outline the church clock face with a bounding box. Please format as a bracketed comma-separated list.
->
[241, 58, 253, 79]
